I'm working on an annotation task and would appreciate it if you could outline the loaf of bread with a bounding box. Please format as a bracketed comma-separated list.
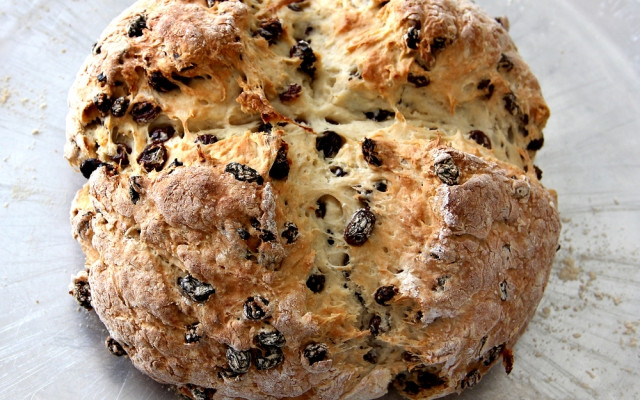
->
[65, 1, 561, 399]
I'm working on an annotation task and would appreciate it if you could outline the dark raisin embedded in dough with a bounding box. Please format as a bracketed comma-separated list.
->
[105, 336, 126, 357]
[404, 381, 420, 394]
[253, 346, 284, 370]
[195, 134, 218, 145]
[330, 166, 347, 177]
[207, 0, 226, 7]
[127, 14, 147, 37]
[434, 156, 459, 186]
[80, 158, 110, 179]
[303, 343, 328, 365]
[363, 349, 378, 364]
[256, 330, 286, 348]
[260, 230, 275, 242]
[168, 159, 183, 169]
[185, 323, 201, 344]
[137, 143, 167, 172]
[315, 198, 327, 218]
[408, 73, 430, 88]
[362, 138, 382, 167]
[93, 93, 112, 115]
[186, 385, 217, 400]
[129, 176, 142, 204]
[468, 130, 492, 149]
[497, 53, 514, 72]
[374, 285, 398, 306]
[111, 144, 130, 167]
[237, 229, 250, 240]
[224, 162, 264, 185]
[111, 97, 130, 117]
[130, 101, 161, 123]
[97, 72, 107, 83]
[405, 26, 421, 49]
[374, 181, 387, 192]
[344, 208, 376, 246]
[306, 274, 325, 293]
[226, 347, 251, 374]
[482, 344, 505, 366]
[243, 296, 269, 320]
[364, 109, 395, 122]
[178, 275, 215, 302]
[418, 371, 445, 388]
[527, 137, 544, 151]
[148, 71, 178, 93]
[257, 122, 273, 132]
[503, 93, 519, 116]
[460, 370, 481, 389]
[250, 217, 261, 229]
[281, 222, 299, 244]
[369, 314, 382, 336]
[432, 275, 448, 292]
[279, 83, 302, 102]
[290, 40, 317, 77]
[477, 79, 495, 99]
[257, 19, 283, 45]
[499, 280, 508, 301]
[149, 126, 175, 144]
[269, 143, 290, 180]
[315, 130, 344, 158]
[70, 277, 92, 310]
[534, 165, 543, 180]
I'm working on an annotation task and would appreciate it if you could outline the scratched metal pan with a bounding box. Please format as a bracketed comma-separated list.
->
[0, 0, 638, 399]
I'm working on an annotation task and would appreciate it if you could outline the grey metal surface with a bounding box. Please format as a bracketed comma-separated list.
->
[0, 0, 639, 399]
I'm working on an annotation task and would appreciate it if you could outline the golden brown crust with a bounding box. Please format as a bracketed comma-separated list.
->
[66, 1, 560, 399]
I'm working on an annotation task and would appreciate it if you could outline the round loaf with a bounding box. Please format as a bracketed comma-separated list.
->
[66, 1, 561, 399]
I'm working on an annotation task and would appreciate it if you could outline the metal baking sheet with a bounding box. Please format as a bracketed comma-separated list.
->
[1, 0, 638, 399]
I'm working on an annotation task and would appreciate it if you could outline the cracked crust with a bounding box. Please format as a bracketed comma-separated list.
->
[66, 1, 560, 399]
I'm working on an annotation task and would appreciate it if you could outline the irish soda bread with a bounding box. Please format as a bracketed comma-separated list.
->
[65, 0, 561, 399]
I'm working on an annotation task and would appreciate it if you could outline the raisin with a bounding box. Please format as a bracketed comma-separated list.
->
[97, 72, 107, 83]
[243, 296, 269, 320]
[257, 19, 283, 45]
[468, 130, 492, 149]
[432, 36, 448, 50]
[408, 73, 430, 88]
[93, 93, 112, 115]
[149, 126, 175, 143]
[256, 330, 286, 348]
[194, 134, 218, 145]
[503, 348, 514, 374]
[306, 274, 325, 293]
[330, 166, 347, 177]
[303, 343, 328, 365]
[404, 381, 420, 394]
[497, 53, 514, 72]
[178, 275, 215, 302]
[344, 208, 376, 246]
[224, 162, 264, 185]
[253, 346, 284, 370]
[534, 165, 543, 180]
[374, 181, 387, 192]
[287, 2, 304, 11]
[111, 144, 130, 167]
[417, 371, 445, 388]
[503, 93, 519, 116]
[269, 143, 290, 180]
[226, 347, 251, 374]
[70, 277, 92, 310]
[185, 323, 201, 344]
[460, 370, 481, 389]
[148, 71, 178, 92]
[482, 344, 505, 366]
[363, 349, 377, 364]
[111, 97, 130, 117]
[127, 15, 147, 38]
[290, 40, 317, 77]
[362, 138, 382, 167]
[250, 217, 261, 229]
[315, 130, 344, 158]
[374, 285, 398, 306]
[80, 158, 110, 179]
[130, 101, 161, 123]
[364, 109, 395, 122]
[405, 26, 420, 49]
[281, 222, 299, 244]
[257, 122, 273, 132]
[434, 156, 459, 186]
[527, 138, 544, 151]
[129, 176, 141, 204]
[369, 315, 382, 336]
[260, 230, 275, 242]
[207, 0, 226, 7]
[499, 280, 508, 301]
[237, 229, 250, 240]
[137, 143, 167, 172]
[477, 79, 495, 99]
[315, 198, 326, 218]
[186, 385, 217, 400]
[105, 336, 126, 357]
[279, 83, 302, 102]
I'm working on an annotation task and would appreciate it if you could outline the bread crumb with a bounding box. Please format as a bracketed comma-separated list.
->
[32, 129, 40, 135]
[541, 307, 551, 318]
[586, 370, 596, 379]
[40, 103, 47, 109]
[0, 89, 10, 104]
[573, 333, 581, 339]
[558, 257, 581, 281]
[3, 203, 8, 208]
